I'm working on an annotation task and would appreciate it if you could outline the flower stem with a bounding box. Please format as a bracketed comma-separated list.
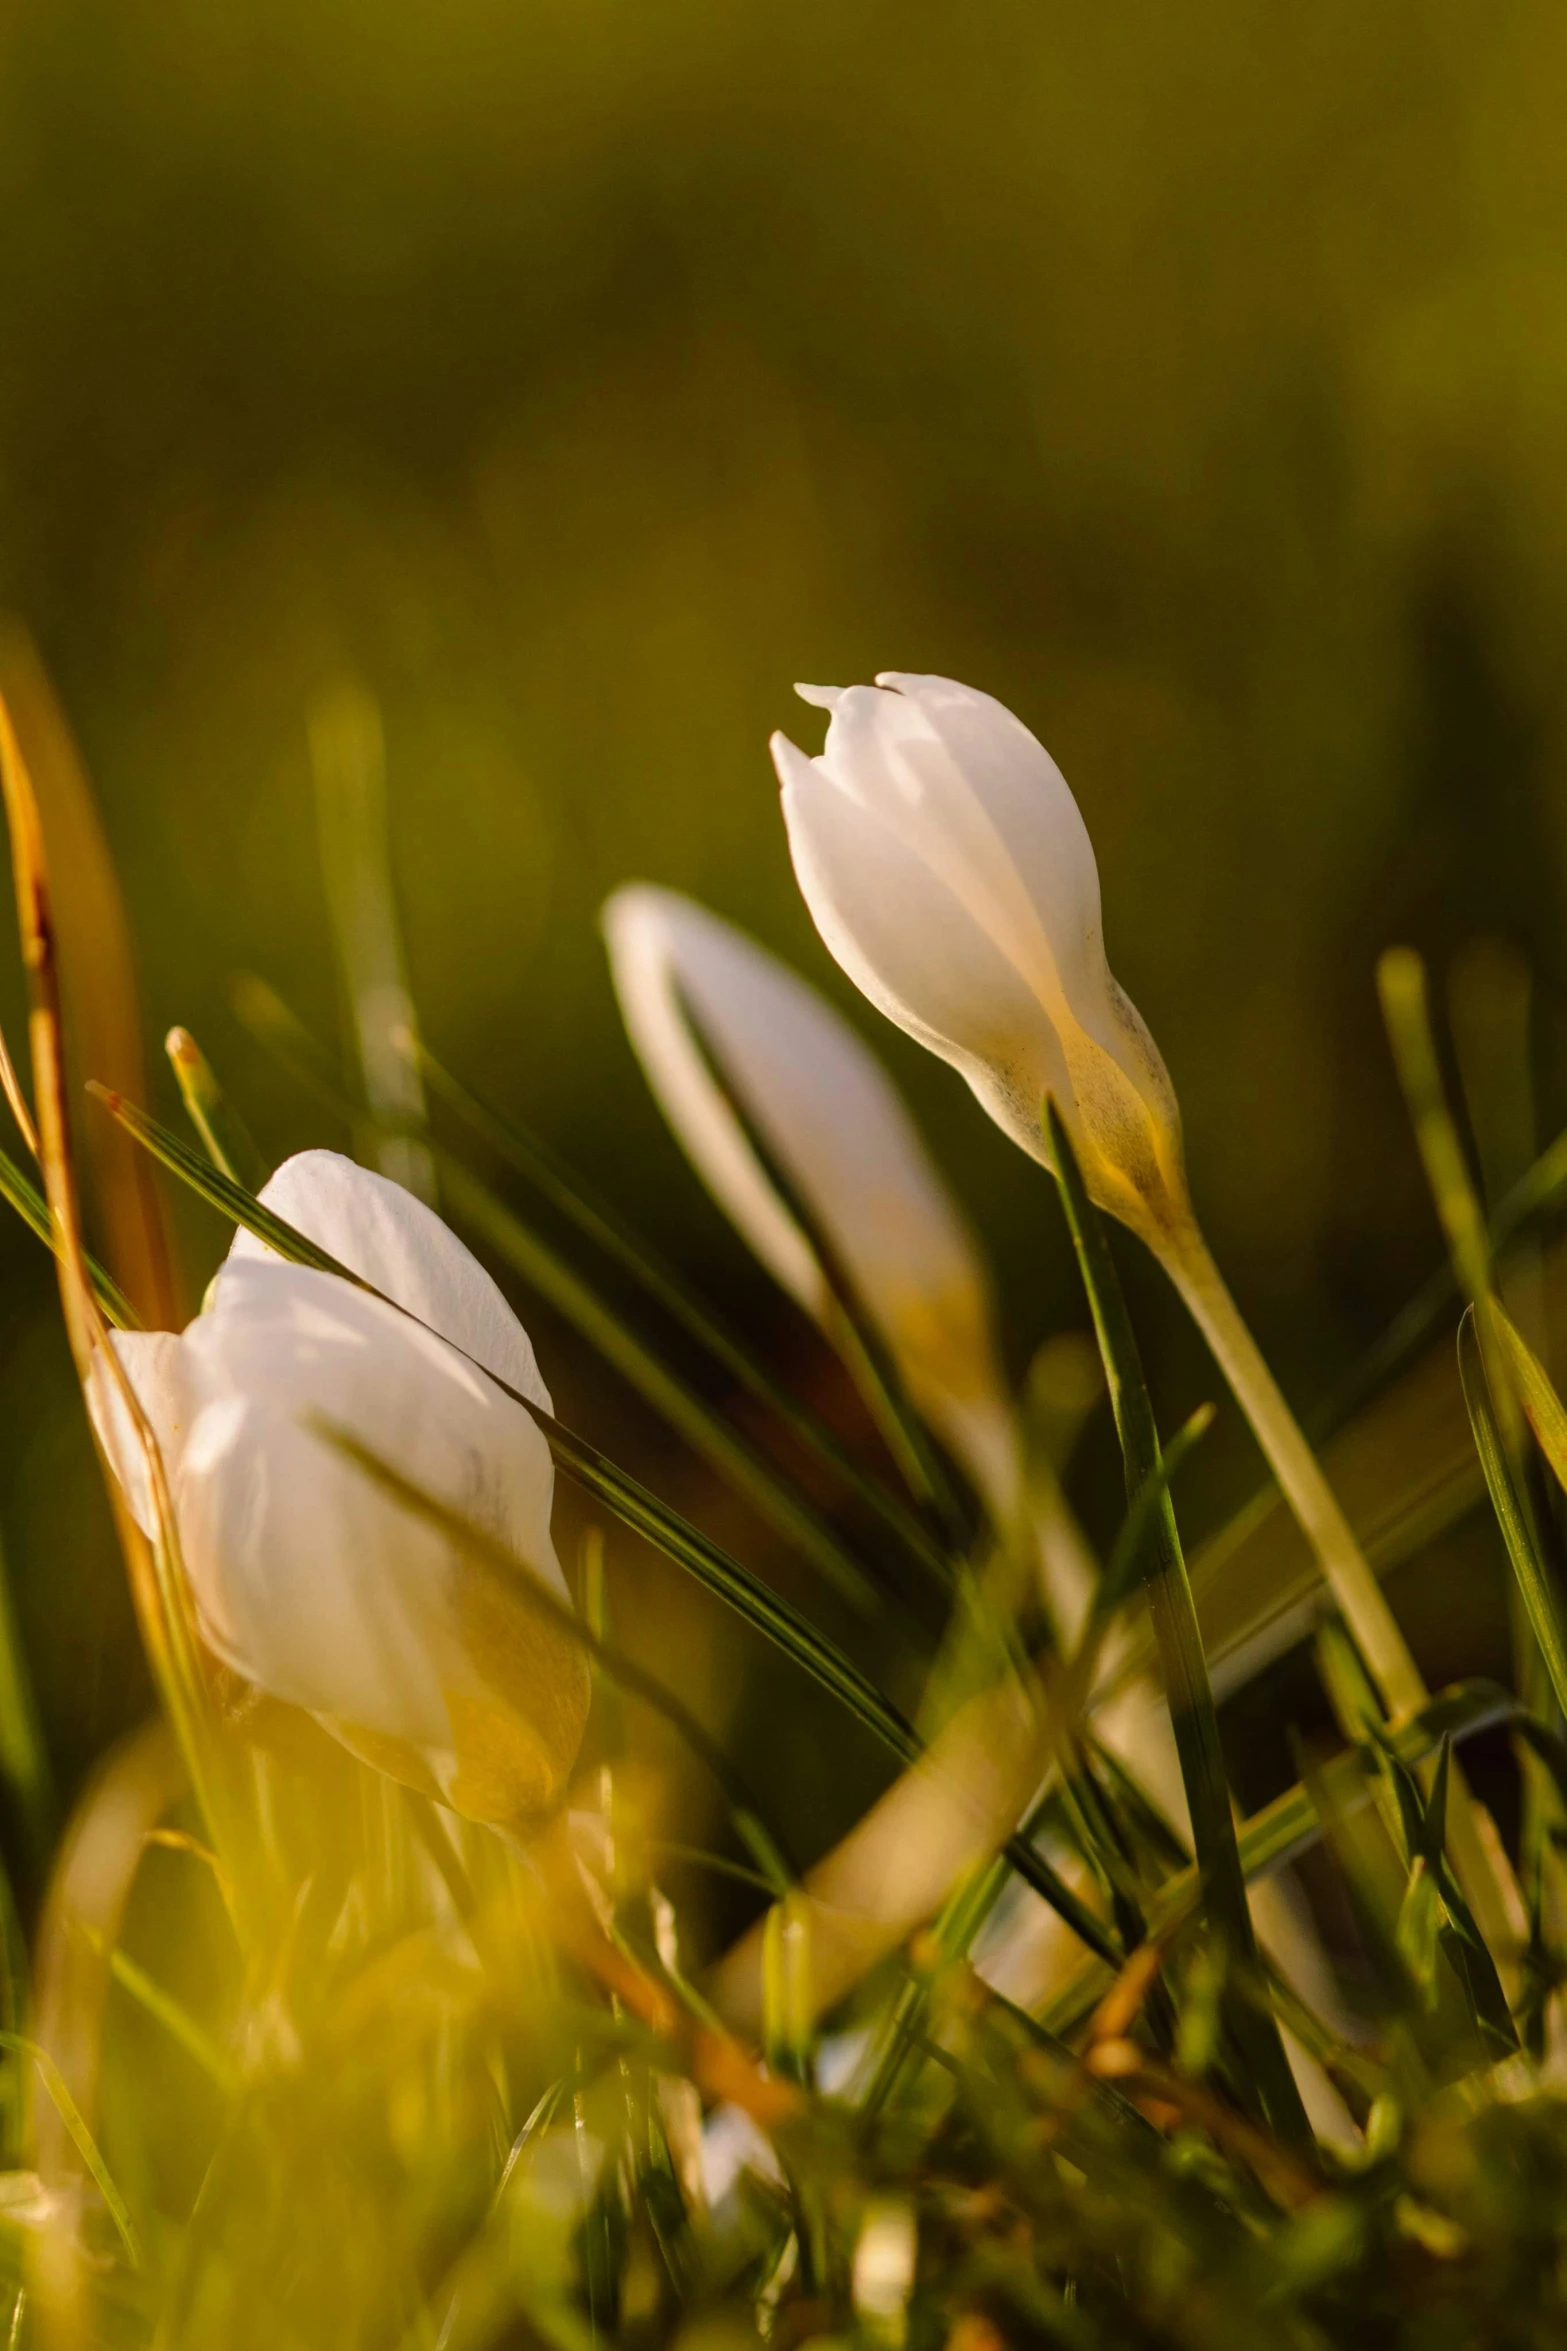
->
[1166, 1226, 1426, 1717]
[1164, 1217, 1524, 1957]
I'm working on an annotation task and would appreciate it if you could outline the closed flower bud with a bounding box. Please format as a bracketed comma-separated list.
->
[602, 883, 1019, 1514]
[91, 1151, 589, 1826]
[772, 674, 1188, 1249]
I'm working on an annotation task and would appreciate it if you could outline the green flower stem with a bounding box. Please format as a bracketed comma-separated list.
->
[1165, 1225, 1427, 1720]
[1163, 1215, 1523, 1965]
[1047, 1104, 1309, 2149]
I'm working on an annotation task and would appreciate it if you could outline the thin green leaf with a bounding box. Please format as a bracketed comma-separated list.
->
[678, 984, 974, 1548]
[1395, 1857, 1442, 2009]
[0, 1528, 53, 1876]
[1044, 1097, 1309, 2147]
[436, 1155, 889, 1617]
[1420, 1736, 1451, 1868]
[317, 1421, 796, 1889]
[84, 1929, 237, 2092]
[0, 2032, 141, 2268]
[0, 1142, 139, 1329]
[1159, 1682, 1517, 1941]
[1312, 1123, 1567, 1442]
[1459, 1306, 1567, 1720]
[165, 1026, 268, 1192]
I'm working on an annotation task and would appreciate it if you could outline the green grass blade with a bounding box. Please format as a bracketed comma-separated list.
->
[318, 1422, 797, 1886]
[1037, 1677, 1517, 2039]
[435, 1155, 888, 1616]
[1311, 1123, 1567, 1442]
[1061, 1403, 1215, 1735]
[310, 677, 435, 1202]
[94, 1082, 1113, 1959]
[1044, 1098, 1309, 2148]
[1458, 1307, 1567, 1720]
[89, 1087, 346, 1274]
[88, 1933, 237, 2093]
[409, 1037, 953, 1583]
[0, 2031, 141, 2268]
[165, 1026, 268, 1192]
[1494, 1298, 1567, 1509]
[0, 1143, 140, 1330]
[0, 1526, 53, 1873]
[677, 986, 973, 1548]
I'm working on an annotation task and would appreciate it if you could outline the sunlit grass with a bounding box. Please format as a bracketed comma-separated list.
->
[3, 661, 1567, 2351]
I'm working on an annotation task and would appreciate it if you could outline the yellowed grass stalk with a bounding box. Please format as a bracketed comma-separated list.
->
[0, 687, 219, 1833]
[0, 625, 179, 1328]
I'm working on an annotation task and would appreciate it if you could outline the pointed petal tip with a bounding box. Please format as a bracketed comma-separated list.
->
[793, 683, 844, 711]
[769, 730, 815, 794]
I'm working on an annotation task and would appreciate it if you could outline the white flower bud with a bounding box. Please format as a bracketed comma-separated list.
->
[773, 674, 1188, 1248]
[90, 1151, 588, 1825]
[602, 883, 1019, 1514]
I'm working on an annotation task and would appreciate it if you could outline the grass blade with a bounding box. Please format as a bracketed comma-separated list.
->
[0, 702, 221, 1840]
[678, 986, 974, 1549]
[436, 1155, 891, 1616]
[0, 629, 180, 1328]
[1041, 1677, 1517, 2037]
[310, 677, 435, 1202]
[317, 1422, 797, 1887]
[1459, 1306, 1567, 1720]
[87, 1934, 237, 2094]
[0, 1143, 140, 1329]
[0, 2031, 141, 2268]
[1045, 1097, 1309, 2146]
[165, 1027, 268, 1193]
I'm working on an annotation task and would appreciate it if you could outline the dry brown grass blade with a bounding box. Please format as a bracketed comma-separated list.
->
[1083, 2038, 1320, 2211]
[0, 623, 179, 1327]
[530, 1821, 799, 2130]
[0, 684, 216, 1805]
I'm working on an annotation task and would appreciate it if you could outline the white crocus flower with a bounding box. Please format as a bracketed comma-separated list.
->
[774, 671, 1521, 1955]
[772, 675, 1187, 1252]
[90, 1150, 590, 1826]
[602, 884, 1021, 1519]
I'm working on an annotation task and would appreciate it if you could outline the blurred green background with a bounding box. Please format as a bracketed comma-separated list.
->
[3, 0, 1567, 1880]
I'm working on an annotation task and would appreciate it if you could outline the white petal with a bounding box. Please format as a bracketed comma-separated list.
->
[604, 881, 1017, 1510]
[86, 1331, 192, 1540]
[793, 682, 845, 711]
[870, 674, 1123, 1044]
[604, 885, 822, 1314]
[175, 1258, 564, 1746]
[814, 681, 1090, 1022]
[777, 731, 1068, 1166]
[227, 1150, 551, 1411]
